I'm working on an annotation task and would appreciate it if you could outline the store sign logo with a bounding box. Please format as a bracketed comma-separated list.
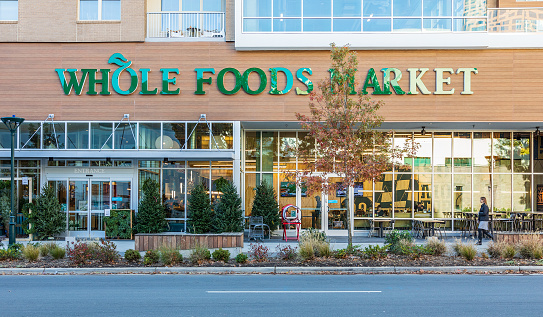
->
[55, 53, 477, 96]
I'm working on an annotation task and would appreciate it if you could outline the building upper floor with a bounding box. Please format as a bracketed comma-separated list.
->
[0, 0, 543, 48]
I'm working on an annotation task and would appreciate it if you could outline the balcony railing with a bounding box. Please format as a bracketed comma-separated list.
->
[147, 12, 225, 39]
[488, 8, 543, 33]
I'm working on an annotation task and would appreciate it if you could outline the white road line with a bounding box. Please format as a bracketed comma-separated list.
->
[207, 291, 381, 294]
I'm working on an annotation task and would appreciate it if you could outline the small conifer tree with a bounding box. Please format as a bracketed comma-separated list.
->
[135, 178, 166, 233]
[212, 182, 243, 233]
[188, 182, 213, 233]
[251, 181, 280, 231]
[23, 184, 66, 240]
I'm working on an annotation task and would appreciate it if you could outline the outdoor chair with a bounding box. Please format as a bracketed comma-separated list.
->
[248, 216, 269, 241]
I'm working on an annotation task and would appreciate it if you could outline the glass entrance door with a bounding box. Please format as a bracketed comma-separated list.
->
[69, 180, 89, 235]
[90, 180, 110, 236]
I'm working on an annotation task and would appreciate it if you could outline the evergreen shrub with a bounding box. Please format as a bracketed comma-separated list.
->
[212, 182, 243, 233]
[212, 248, 230, 262]
[135, 179, 166, 234]
[188, 183, 213, 233]
[251, 181, 280, 231]
[23, 184, 66, 240]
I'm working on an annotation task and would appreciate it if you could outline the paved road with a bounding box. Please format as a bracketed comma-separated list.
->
[1, 274, 542, 316]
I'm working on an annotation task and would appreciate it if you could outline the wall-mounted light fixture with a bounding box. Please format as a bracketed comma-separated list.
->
[421, 126, 426, 136]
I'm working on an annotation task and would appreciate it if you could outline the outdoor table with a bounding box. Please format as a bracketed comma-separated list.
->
[416, 219, 446, 237]
[489, 212, 506, 234]
[372, 219, 392, 238]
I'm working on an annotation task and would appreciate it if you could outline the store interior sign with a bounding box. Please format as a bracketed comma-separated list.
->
[55, 53, 477, 97]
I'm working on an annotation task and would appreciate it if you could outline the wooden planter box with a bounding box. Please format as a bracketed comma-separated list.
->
[135, 232, 244, 251]
[495, 233, 543, 243]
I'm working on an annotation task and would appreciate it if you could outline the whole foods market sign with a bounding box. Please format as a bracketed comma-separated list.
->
[55, 53, 477, 96]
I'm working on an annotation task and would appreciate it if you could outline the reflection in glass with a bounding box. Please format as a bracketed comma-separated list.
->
[19, 122, 41, 149]
[280, 132, 297, 171]
[513, 174, 530, 212]
[102, 0, 121, 20]
[393, 18, 421, 31]
[473, 174, 490, 211]
[393, 0, 421, 16]
[434, 132, 452, 172]
[423, 18, 452, 31]
[363, 0, 391, 17]
[454, 174, 471, 212]
[273, 18, 301, 31]
[303, 18, 331, 31]
[163, 123, 184, 149]
[394, 174, 412, 217]
[274, 0, 301, 17]
[328, 178, 347, 230]
[394, 133, 413, 172]
[138, 169, 160, 200]
[424, 0, 452, 16]
[139, 123, 161, 149]
[434, 174, 451, 218]
[163, 169, 185, 218]
[513, 132, 530, 173]
[114, 122, 136, 149]
[414, 132, 432, 172]
[211, 123, 233, 149]
[43, 122, 66, 149]
[261, 132, 277, 172]
[473, 132, 491, 173]
[493, 174, 511, 211]
[91, 181, 110, 210]
[67, 123, 89, 150]
[354, 180, 372, 217]
[243, 0, 272, 17]
[243, 19, 272, 32]
[80, 0, 98, 20]
[493, 132, 511, 173]
[0, 124, 10, 149]
[333, 19, 361, 31]
[91, 122, 113, 149]
[453, 132, 471, 173]
[0, 0, 18, 20]
[334, 0, 361, 17]
[111, 181, 131, 210]
[364, 18, 391, 31]
[303, 0, 331, 17]
[245, 132, 259, 171]
[187, 123, 210, 149]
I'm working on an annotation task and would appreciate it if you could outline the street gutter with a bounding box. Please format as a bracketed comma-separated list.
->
[1, 266, 543, 275]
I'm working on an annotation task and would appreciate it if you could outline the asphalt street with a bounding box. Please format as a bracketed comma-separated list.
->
[1, 274, 542, 316]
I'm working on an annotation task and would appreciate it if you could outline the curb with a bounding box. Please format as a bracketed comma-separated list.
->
[1, 266, 543, 275]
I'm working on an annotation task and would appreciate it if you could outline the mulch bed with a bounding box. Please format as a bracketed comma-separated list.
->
[0, 254, 541, 269]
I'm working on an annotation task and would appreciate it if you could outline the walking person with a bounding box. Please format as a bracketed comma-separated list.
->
[477, 197, 494, 245]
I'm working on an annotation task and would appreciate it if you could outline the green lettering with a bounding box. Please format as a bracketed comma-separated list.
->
[140, 68, 158, 95]
[329, 68, 356, 94]
[362, 68, 384, 95]
[381, 68, 405, 95]
[242, 68, 267, 95]
[160, 68, 180, 95]
[194, 68, 215, 95]
[217, 68, 242, 95]
[295, 68, 313, 95]
[268, 67, 293, 95]
[86, 69, 111, 95]
[55, 68, 89, 95]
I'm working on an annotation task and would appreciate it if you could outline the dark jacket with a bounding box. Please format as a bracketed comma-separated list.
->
[478, 203, 490, 221]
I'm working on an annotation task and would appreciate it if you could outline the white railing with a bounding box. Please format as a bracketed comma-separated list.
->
[147, 12, 225, 39]
[488, 8, 543, 33]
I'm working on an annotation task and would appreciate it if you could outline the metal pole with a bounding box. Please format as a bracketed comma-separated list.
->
[8, 129, 15, 246]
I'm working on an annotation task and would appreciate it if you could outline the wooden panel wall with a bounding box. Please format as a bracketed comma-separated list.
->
[0, 42, 542, 123]
[134, 233, 244, 251]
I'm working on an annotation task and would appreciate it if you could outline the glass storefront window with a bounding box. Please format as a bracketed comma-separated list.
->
[414, 132, 432, 172]
[139, 123, 161, 150]
[493, 173, 512, 211]
[424, 0, 452, 16]
[493, 132, 511, 173]
[393, 0, 421, 16]
[363, 0, 391, 17]
[243, 0, 271, 17]
[111, 181, 131, 210]
[211, 123, 233, 149]
[0, 124, 10, 149]
[327, 177, 347, 230]
[454, 174, 471, 212]
[245, 132, 259, 171]
[334, 0, 360, 17]
[261, 132, 277, 172]
[394, 173, 412, 216]
[473, 132, 491, 173]
[473, 174, 491, 211]
[453, 132, 471, 173]
[67, 122, 89, 150]
[354, 180, 372, 217]
[43, 122, 66, 149]
[274, 0, 301, 17]
[163, 123, 184, 149]
[244, 173, 257, 216]
[280, 131, 297, 171]
[394, 133, 413, 172]
[303, 0, 331, 17]
[434, 132, 452, 172]
[513, 174, 530, 212]
[513, 132, 530, 173]
[211, 169, 233, 203]
[91, 122, 113, 149]
[187, 123, 210, 149]
[114, 122, 136, 149]
[434, 173, 451, 218]
[19, 122, 40, 149]
[163, 168, 185, 219]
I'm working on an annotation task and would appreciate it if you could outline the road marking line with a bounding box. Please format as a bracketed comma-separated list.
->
[207, 291, 381, 294]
